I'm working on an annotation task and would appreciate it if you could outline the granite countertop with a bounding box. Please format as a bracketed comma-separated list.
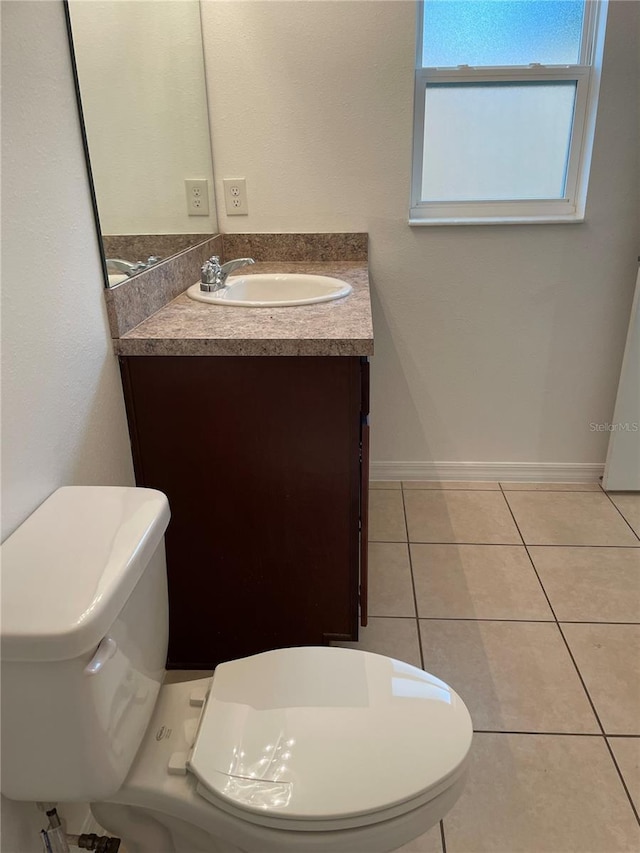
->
[113, 261, 373, 357]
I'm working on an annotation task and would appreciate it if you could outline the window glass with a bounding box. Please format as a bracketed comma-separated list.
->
[421, 81, 577, 201]
[422, 0, 585, 68]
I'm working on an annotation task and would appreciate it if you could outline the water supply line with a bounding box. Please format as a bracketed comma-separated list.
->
[38, 804, 120, 853]
[66, 833, 121, 852]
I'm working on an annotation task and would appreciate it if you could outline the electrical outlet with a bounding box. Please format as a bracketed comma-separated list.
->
[185, 179, 210, 216]
[223, 178, 248, 215]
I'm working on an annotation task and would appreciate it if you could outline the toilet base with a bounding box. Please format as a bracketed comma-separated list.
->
[91, 676, 471, 853]
[93, 770, 466, 853]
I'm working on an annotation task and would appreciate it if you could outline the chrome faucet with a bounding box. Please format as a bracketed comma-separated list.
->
[106, 256, 162, 277]
[200, 256, 255, 292]
[106, 258, 138, 275]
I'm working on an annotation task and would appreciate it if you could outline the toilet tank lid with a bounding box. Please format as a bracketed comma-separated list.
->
[1, 487, 170, 662]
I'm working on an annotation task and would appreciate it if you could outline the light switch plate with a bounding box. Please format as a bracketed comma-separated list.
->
[223, 178, 248, 215]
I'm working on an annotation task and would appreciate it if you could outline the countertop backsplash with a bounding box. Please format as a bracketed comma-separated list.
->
[104, 234, 223, 337]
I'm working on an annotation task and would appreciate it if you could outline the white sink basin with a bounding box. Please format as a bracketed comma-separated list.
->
[108, 273, 129, 287]
[186, 273, 352, 307]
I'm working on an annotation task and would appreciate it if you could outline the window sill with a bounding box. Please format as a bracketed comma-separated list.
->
[408, 214, 586, 226]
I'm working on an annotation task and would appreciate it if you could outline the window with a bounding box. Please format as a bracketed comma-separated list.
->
[410, 0, 608, 225]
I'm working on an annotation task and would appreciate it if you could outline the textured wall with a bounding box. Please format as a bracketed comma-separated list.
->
[1, 0, 135, 842]
[202, 0, 639, 465]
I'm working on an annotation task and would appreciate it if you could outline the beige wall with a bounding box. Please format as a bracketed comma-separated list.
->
[69, 0, 217, 236]
[202, 0, 639, 467]
[1, 1, 134, 844]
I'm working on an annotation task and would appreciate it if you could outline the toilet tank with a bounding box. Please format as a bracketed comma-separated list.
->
[1, 487, 171, 802]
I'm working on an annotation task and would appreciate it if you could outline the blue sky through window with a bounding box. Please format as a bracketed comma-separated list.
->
[422, 0, 585, 67]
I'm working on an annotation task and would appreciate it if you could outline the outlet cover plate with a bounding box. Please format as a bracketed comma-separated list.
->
[223, 178, 248, 216]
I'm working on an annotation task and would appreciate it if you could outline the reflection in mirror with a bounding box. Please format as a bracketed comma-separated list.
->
[67, 0, 218, 287]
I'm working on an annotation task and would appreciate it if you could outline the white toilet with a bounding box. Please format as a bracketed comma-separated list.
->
[1, 487, 472, 853]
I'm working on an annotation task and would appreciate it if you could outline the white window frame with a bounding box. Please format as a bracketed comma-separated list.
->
[410, 0, 608, 225]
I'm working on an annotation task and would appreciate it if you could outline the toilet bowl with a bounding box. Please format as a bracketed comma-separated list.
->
[1, 487, 472, 853]
[95, 649, 471, 853]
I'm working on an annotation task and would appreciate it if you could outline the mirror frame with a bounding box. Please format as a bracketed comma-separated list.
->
[63, 0, 111, 289]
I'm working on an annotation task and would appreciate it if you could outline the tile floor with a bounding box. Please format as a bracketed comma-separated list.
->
[338, 481, 640, 852]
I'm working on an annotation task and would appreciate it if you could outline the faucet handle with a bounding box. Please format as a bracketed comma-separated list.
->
[201, 256, 221, 283]
[201, 256, 224, 290]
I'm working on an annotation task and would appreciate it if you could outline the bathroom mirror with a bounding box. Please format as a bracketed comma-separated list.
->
[66, 0, 218, 288]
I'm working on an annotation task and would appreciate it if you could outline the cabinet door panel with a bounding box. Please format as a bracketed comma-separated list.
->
[121, 356, 362, 667]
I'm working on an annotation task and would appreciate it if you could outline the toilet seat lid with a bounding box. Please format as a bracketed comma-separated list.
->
[188, 647, 472, 822]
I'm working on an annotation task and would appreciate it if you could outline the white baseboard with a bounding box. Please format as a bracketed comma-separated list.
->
[369, 461, 604, 483]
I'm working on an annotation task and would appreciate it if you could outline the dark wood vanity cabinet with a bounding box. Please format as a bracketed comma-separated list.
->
[120, 355, 370, 668]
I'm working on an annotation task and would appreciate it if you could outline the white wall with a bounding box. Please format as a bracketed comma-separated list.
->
[69, 0, 217, 236]
[1, 2, 134, 845]
[202, 0, 639, 467]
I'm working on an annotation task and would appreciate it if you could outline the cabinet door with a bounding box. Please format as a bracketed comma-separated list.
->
[120, 355, 362, 668]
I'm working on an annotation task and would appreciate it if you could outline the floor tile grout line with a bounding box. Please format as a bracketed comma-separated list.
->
[418, 617, 555, 623]
[500, 488, 606, 493]
[374, 483, 606, 493]
[601, 489, 640, 543]
[367, 614, 425, 620]
[604, 739, 640, 824]
[377, 480, 611, 488]
[497, 485, 526, 547]
[475, 730, 597, 736]
[369, 614, 640, 626]
[520, 543, 640, 549]
[439, 819, 447, 853]
[548, 619, 608, 735]
[473, 730, 611, 736]
[606, 733, 640, 738]
[558, 619, 640, 626]
[499, 485, 640, 827]
[404, 488, 500, 492]
[419, 617, 640, 625]
[401, 482, 426, 670]
[370, 538, 640, 548]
